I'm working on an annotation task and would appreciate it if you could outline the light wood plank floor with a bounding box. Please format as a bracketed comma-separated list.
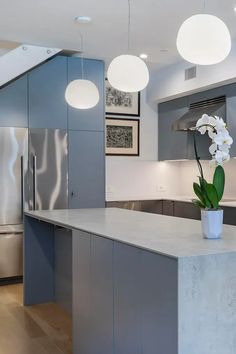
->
[0, 284, 72, 354]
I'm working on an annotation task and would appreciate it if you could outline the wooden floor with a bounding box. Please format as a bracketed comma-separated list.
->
[0, 283, 72, 354]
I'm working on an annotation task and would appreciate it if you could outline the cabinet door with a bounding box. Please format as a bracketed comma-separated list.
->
[68, 58, 105, 131]
[68, 130, 105, 208]
[140, 200, 163, 214]
[141, 250, 178, 354]
[174, 201, 201, 220]
[158, 97, 189, 161]
[114, 242, 143, 354]
[225, 83, 236, 157]
[73, 231, 113, 354]
[28, 56, 67, 129]
[222, 206, 236, 226]
[163, 200, 174, 216]
[0, 75, 27, 127]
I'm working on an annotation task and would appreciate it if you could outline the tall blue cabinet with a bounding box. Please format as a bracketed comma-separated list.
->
[0, 55, 105, 209]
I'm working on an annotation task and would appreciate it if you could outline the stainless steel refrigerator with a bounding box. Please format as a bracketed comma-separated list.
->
[28, 129, 68, 211]
[0, 127, 28, 281]
[0, 127, 68, 282]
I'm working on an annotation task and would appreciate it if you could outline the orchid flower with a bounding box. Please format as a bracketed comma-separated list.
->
[195, 114, 233, 166]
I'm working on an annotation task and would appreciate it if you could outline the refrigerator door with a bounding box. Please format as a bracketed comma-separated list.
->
[29, 129, 68, 210]
[0, 127, 28, 225]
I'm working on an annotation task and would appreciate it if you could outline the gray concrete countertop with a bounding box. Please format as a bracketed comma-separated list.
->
[25, 208, 236, 259]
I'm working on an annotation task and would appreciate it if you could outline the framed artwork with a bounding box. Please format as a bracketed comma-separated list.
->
[106, 118, 140, 156]
[105, 79, 140, 116]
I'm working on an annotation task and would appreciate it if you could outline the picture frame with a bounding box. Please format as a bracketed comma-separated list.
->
[106, 117, 140, 156]
[105, 79, 140, 117]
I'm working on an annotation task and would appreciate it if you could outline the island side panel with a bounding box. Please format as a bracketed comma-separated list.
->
[114, 242, 178, 354]
[54, 227, 72, 314]
[141, 250, 178, 354]
[178, 253, 236, 354]
[24, 216, 55, 305]
[72, 230, 113, 354]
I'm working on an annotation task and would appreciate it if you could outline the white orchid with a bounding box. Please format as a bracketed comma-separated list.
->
[215, 150, 230, 165]
[214, 130, 233, 147]
[195, 114, 233, 166]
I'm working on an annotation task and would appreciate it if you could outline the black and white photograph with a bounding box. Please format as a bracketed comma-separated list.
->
[106, 118, 140, 156]
[105, 79, 140, 116]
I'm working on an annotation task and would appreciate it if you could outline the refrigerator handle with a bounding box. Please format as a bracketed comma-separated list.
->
[33, 155, 37, 211]
[20, 156, 24, 219]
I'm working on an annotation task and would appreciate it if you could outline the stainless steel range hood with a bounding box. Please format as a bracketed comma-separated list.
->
[172, 96, 226, 131]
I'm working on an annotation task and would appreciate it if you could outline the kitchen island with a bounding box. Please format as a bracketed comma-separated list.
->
[24, 208, 236, 354]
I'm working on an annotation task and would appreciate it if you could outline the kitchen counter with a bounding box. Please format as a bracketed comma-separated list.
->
[106, 195, 236, 207]
[24, 208, 236, 354]
[25, 208, 236, 258]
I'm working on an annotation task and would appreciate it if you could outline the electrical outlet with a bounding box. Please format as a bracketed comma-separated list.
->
[106, 185, 114, 193]
[156, 185, 167, 193]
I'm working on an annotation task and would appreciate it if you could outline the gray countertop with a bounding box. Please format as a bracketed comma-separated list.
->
[25, 208, 236, 259]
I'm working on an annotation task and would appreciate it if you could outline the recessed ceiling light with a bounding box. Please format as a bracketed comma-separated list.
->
[234, 5, 236, 12]
[74, 16, 92, 24]
[139, 53, 148, 59]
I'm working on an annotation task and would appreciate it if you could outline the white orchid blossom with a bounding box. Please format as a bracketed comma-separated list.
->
[195, 114, 233, 166]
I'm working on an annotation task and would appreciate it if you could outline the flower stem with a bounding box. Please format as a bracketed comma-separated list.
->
[193, 132, 204, 179]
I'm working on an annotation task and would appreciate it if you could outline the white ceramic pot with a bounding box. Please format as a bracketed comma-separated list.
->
[201, 209, 223, 239]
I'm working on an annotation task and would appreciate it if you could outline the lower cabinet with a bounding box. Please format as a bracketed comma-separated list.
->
[68, 130, 105, 208]
[162, 200, 174, 216]
[106, 200, 163, 214]
[173, 201, 201, 220]
[73, 230, 178, 354]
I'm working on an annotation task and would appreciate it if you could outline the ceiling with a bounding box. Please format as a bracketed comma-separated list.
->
[1, 0, 236, 70]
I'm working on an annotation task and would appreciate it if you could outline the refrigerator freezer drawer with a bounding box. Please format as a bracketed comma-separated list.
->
[0, 233, 23, 278]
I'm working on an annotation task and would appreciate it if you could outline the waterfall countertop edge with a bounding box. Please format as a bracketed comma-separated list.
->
[24, 208, 236, 259]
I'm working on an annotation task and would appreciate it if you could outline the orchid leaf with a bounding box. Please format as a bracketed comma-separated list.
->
[205, 183, 219, 209]
[213, 165, 225, 201]
[198, 177, 212, 208]
[192, 199, 205, 209]
[193, 182, 206, 207]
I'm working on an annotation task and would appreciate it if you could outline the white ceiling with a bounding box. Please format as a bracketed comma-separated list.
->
[1, 0, 236, 70]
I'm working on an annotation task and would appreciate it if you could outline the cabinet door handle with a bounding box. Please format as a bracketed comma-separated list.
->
[71, 191, 75, 197]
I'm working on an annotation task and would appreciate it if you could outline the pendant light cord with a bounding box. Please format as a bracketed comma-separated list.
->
[203, 0, 206, 13]
[128, 0, 131, 52]
[79, 31, 84, 79]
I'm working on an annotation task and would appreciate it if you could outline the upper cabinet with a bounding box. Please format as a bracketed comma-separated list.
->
[0, 75, 28, 127]
[158, 97, 189, 161]
[158, 84, 235, 161]
[28, 56, 68, 129]
[68, 58, 105, 132]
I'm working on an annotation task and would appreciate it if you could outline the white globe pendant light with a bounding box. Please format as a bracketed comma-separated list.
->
[65, 28, 100, 110]
[107, 0, 149, 92]
[65, 79, 99, 109]
[107, 54, 149, 92]
[177, 14, 231, 65]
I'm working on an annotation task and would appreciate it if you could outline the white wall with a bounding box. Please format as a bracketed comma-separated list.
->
[106, 89, 181, 201]
[178, 159, 236, 198]
[106, 40, 236, 201]
[147, 39, 236, 103]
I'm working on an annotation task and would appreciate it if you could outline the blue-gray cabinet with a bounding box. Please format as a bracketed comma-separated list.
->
[158, 97, 189, 161]
[68, 130, 105, 208]
[73, 229, 178, 354]
[73, 231, 113, 354]
[114, 242, 143, 354]
[68, 58, 105, 132]
[158, 86, 229, 161]
[0, 75, 28, 127]
[28, 56, 68, 129]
